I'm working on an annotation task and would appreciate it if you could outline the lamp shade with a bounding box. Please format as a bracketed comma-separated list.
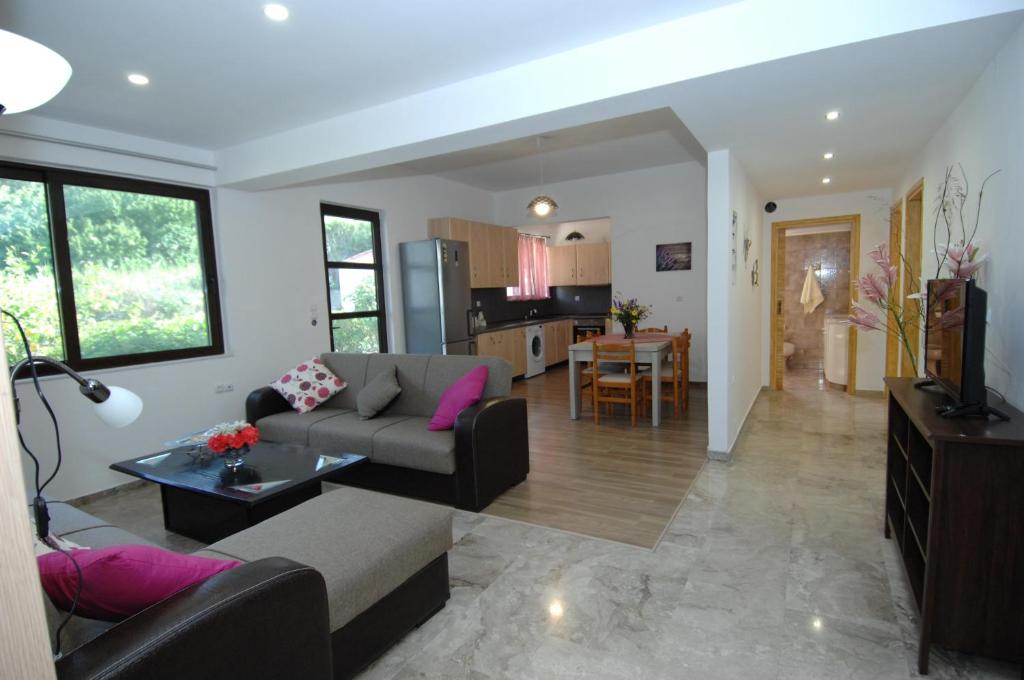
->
[93, 386, 143, 428]
[0, 29, 72, 114]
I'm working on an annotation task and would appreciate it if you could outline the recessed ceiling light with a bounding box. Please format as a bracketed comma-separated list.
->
[825, 110, 840, 121]
[127, 73, 149, 86]
[822, 177, 832, 184]
[264, 4, 289, 21]
[823, 152, 834, 160]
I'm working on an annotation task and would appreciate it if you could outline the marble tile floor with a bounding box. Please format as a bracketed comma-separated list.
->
[73, 383, 1021, 679]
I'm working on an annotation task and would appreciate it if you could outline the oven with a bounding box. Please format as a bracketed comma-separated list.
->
[573, 321, 605, 343]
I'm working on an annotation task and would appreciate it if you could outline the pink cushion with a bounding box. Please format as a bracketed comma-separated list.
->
[428, 365, 489, 431]
[38, 545, 241, 621]
[271, 356, 347, 414]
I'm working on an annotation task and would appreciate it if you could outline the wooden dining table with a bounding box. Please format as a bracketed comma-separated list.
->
[567, 333, 673, 426]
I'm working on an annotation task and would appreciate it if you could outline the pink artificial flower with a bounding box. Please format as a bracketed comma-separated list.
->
[848, 304, 883, 331]
[867, 243, 891, 270]
[857, 272, 886, 303]
[884, 265, 898, 288]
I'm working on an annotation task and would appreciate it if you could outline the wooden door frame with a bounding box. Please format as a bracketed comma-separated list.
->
[770, 214, 860, 395]
[885, 202, 904, 382]
[900, 179, 925, 378]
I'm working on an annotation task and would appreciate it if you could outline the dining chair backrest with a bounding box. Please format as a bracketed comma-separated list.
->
[594, 341, 636, 378]
[673, 329, 691, 379]
[637, 325, 668, 334]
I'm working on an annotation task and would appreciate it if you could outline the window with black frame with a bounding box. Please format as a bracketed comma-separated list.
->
[319, 204, 388, 353]
[0, 162, 223, 371]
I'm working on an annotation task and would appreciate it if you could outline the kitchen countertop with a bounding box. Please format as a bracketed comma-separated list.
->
[472, 314, 607, 335]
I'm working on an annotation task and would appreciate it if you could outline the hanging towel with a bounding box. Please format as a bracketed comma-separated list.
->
[800, 266, 824, 314]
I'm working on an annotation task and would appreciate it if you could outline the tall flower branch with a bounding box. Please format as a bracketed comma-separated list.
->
[850, 165, 996, 374]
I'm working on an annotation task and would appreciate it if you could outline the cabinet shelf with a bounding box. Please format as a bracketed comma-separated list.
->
[884, 377, 1024, 674]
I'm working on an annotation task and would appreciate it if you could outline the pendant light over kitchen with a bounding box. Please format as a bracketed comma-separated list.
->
[527, 136, 558, 219]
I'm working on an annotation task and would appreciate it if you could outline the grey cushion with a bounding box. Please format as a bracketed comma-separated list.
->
[195, 487, 452, 630]
[307, 411, 412, 455]
[356, 366, 402, 419]
[319, 354, 371, 411]
[371, 417, 456, 474]
[365, 354, 431, 417]
[257, 408, 352, 446]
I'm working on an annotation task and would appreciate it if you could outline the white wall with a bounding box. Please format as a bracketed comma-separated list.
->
[894, 21, 1024, 408]
[706, 150, 763, 456]
[6, 128, 493, 500]
[759, 189, 892, 392]
[493, 163, 709, 380]
[516, 218, 610, 244]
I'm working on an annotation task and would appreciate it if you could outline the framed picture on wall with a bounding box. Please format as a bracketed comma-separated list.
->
[655, 242, 692, 271]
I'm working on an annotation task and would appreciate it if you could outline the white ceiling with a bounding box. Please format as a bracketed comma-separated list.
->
[0, 0, 737, 148]
[666, 13, 1024, 198]
[396, 108, 704, 191]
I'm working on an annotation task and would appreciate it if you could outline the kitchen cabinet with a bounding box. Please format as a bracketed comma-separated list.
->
[541, 319, 572, 365]
[502, 227, 520, 287]
[547, 242, 611, 286]
[476, 327, 527, 377]
[548, 245, 578, 286]
[556, 320, 572, 362]
[428, 218, 519, 289]
[575, 242, 611, 285]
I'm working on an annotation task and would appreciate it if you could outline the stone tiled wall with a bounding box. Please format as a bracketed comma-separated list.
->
[784, 232, 851, 368]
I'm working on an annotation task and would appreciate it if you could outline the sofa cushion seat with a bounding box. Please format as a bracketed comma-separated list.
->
[256, 408, 353, 446]
[370, 417, 456, 475]
[306, 412, 412, 456]
[195, 487, 452, 630]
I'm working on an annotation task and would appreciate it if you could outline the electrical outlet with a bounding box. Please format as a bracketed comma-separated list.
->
[215, 384, 236, 394]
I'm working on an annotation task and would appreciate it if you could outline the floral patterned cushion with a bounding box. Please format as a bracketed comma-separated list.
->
[271, 357, 347, 414]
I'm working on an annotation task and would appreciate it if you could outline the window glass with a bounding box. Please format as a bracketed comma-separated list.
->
[0, 177, 65, 364]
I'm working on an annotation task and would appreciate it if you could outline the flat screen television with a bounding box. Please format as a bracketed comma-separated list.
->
[922, 278, 1003, 418]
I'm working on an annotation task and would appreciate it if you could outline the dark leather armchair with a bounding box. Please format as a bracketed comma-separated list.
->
[56, 558, 332, 680]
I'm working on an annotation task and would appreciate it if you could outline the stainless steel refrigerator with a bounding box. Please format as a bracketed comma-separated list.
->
[400, 238, 475, 355]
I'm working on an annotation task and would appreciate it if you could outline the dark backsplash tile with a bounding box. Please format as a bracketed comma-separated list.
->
[471, 285, 611, 324]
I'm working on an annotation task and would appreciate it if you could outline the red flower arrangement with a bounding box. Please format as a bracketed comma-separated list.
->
[205, 421, 260, 455]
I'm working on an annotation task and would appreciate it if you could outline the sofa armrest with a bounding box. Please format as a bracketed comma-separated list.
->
[56, 558, 332, 680]
[245, 386, 291, 424]
[454, 397, 530, 512]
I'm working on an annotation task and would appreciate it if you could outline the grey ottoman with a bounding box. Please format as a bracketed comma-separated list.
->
[197, 487, 453, 679]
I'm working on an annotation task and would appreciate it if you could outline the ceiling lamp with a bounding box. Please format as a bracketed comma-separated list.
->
[0, 28, 72, 115]
[528, 195, 558, 218]
[528, 136, 558, 219]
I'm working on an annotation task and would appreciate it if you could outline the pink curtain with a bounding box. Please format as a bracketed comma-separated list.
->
[507, 234, 550, 301]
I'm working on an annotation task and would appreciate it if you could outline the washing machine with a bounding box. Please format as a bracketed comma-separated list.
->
[525, 324, 546, 378]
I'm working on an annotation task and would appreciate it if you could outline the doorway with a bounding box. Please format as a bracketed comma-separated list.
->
[770, 215, 860, 394]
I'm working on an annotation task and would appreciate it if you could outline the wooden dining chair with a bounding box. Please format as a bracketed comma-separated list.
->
[593, 341, 640, 426]
[640, 329, 691, 417]
[636, 325, 668, 334]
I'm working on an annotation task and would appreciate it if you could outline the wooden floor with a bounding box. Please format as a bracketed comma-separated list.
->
[482, 365, 708, 549]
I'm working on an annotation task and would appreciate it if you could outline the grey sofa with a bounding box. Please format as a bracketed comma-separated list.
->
[246, 353, 530, 512]
[44, 486, 452, 680]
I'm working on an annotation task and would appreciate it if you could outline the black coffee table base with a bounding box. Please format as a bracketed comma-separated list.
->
[161, 481, 322, 544]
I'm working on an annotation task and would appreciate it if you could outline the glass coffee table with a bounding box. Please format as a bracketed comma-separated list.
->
[111, 442, 366, 543]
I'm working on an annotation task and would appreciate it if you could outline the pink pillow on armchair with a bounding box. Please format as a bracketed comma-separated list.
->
[428, 365, 489, 431]
[38, 545, 241, 621]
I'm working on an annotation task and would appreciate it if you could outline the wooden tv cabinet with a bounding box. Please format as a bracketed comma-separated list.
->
[884, 378, 1024, 674]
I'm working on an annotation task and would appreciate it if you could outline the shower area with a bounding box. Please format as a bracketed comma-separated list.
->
[770, 219, 856, 392]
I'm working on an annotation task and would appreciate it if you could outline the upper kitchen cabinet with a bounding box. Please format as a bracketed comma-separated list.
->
[501, 227, 519, 287]
[547, 242, 611, 286]
[428, 218, 520, 289]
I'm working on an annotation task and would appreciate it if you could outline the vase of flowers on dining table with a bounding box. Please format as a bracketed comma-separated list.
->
[610, 294, 652, 339]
